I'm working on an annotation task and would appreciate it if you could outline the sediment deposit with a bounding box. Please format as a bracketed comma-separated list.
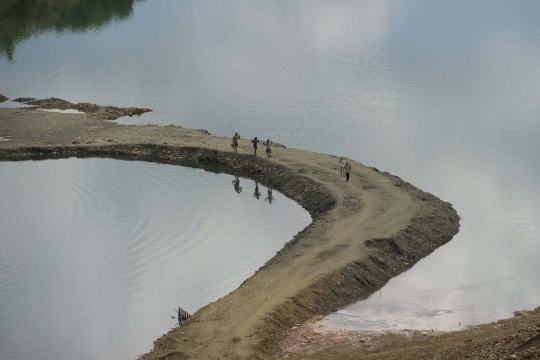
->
[4, 103, 530, 360]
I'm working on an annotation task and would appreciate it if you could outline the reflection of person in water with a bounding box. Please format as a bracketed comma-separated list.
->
[253, 181, 261, 200]
[265, 188, 275, 204]
[232, 176, 242, 194]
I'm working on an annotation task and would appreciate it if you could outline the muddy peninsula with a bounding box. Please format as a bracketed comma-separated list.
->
[1, 100, 538, 359]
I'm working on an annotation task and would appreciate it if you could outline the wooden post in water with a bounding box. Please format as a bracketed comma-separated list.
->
[175, 307, 191, 325]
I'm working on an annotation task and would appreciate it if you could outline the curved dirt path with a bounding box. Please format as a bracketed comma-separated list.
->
[0, 107, 460, 359]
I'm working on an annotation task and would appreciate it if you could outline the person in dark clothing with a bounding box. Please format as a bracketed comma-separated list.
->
[254, 181, 261, 199]
[252, 137, 259, 155]
[345, 162, 351, 182]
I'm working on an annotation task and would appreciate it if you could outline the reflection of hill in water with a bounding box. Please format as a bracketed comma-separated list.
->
[1, 0, 140, 61]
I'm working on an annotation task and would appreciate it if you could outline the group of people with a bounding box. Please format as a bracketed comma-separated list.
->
[232, 133, 272, 158]
[253, 181, 275, 202]
[232, 176, 275, 203]
[232, 132, 353, 182]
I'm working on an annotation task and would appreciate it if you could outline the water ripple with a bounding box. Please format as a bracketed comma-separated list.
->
[0, 158, 311, 360]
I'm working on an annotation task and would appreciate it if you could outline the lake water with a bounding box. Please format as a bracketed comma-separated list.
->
[0, 158, 310, 360]
[1, 0, 540, 356]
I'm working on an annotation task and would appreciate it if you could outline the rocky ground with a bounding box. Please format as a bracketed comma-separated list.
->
[12, 97, 152, 120]
[1, 101, 537, 359]
[280, 308, 540, 359]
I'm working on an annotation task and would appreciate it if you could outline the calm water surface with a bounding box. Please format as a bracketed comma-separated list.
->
[0, 158, 310, 360]
[1, 0, 540, 355]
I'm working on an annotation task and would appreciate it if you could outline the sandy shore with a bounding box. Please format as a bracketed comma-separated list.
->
[1, 102, 537, 359]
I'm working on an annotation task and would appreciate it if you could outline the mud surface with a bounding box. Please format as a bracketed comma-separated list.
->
[0, 93, 7, 103]
[1, 102, 534, 359]
[13, 97, 152, 120]
[281, 308, 540, 360]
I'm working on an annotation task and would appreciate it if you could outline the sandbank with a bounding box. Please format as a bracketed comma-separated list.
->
[2, 102, 533, 360]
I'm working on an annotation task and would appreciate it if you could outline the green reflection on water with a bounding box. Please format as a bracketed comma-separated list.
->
[0, 0, 141, 61]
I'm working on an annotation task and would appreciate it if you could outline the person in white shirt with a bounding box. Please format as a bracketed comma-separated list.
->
[339, 157, 345, 176]
[263, 139, 272, 158]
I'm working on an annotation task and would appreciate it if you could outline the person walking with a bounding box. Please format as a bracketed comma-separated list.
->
[339, 157, 345, 176]
[263, 139, 272, 158]
[232, 176, 242, 194]
[345, 162, 352, 182]
[254, 181, 261, 199]
[232, 132, 240, 152]
[265, 188, 274, 204]
[252, 136, 260, 155]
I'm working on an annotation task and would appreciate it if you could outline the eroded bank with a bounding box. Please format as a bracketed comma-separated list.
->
[0, 107, 460, 359]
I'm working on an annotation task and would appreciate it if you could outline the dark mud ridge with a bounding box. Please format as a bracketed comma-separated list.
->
[0, 93, 8, 103]
[13, 97, 152, 120]
[0, 144, 336, 218]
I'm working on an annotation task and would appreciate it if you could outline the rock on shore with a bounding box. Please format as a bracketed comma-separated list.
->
[13, 97, 152, 120]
